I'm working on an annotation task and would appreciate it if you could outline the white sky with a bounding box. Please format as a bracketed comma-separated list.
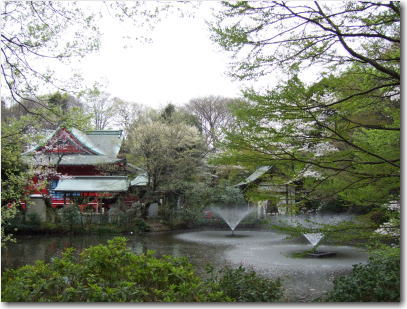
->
[69, 2, 247, 109]
[2, 1, 331, 110]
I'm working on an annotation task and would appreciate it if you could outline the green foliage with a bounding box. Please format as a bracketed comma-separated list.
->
[1, 237, 229, 302]
[270, 214, 378, 248]
[7, 213, 153, 236]
[26, 213, 41, 226]
[210, 1, 400, 213]
[61, 205, 81, 230]
[127, 112, 207, 196]
[207, 265, 283, 302]
[177, 179, 248, 228]
[133, 218, 150, 233]
[2, 237, 287, 302]
[214, 72, 399, 207]
[325, 247, 400, 302]
[368, 201, 400, 246]
[1, 92, 92, 212]
[1, 116, 31, 205]
[209, 181, 246, 207]
[1, 206, 18, 247]
[184, 179, 246, 209]
[211, 2, 399, 81]
[1, 114, 34, 246]
[183, 181, 215, 211]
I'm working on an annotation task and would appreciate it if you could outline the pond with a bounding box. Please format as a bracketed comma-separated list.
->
[1, 229, 369, 302]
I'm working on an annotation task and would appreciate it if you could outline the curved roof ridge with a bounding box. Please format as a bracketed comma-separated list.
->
[69, 127, 106, 155]
[86, 130, 123, 135]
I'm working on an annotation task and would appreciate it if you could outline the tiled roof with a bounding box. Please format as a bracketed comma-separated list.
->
[54, 176, 129, 192]
[22, 127, 124, 165]
[84, 130, 123, 157]
[235, 166, 272, 186]
[69, 128, 105, 155]
[130, 173, 148, 186]
[86, 130, 123, 135]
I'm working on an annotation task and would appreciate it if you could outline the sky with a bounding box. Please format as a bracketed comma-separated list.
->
[2, 1, 334, 110]
[68, 2, 246, 109]
[2, 1, 317, 110]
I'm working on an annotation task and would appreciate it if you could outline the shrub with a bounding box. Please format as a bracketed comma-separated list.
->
[133, 218, 150, 233]
[325, 248, 400, 302]
[1, 237, 229, 302]
[26, 213, 41, 226]
[61, 205, 81, 229]
[207, 265, 283, 302]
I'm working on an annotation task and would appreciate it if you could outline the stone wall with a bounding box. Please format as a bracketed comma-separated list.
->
[25, 197, 47, 222]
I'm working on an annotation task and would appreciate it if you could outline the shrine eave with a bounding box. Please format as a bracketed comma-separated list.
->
[22, 154, 124, 166]
[54, 176, 129, 192]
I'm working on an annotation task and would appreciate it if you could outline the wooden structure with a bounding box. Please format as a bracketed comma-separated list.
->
[236, 166, 297, 217]
[22, 127, 145, 218]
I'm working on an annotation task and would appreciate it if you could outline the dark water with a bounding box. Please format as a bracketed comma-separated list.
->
[1, 230, 368, 302]
[1, 231, 231, 275]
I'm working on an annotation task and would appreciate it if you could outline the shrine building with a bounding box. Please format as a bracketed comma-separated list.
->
[22, 127, 145, 221]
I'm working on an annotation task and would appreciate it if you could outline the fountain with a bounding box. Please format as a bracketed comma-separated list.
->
[173, 211, 367, 300]
[210, 206, 255, 235]
[274, 214, 353, 257]
[302, 233, 336, 257]
[303, 232, 324, 247]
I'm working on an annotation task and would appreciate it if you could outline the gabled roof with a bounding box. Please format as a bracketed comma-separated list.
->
[24, 127, 123, 155]
[22, 127, 124, 165]
[235, 166, 272, 187]
[85, 130, 123, 157]
[68, 128, 106, 155]
[130, 173, 148, 186]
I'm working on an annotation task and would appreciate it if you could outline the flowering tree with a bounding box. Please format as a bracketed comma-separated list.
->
[29, 141, 75, 206]
[374, 200, 400, 245]
[210, 1, 400, 208]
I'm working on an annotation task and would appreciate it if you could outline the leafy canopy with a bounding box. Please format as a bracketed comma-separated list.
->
[210, 1, 400, 208]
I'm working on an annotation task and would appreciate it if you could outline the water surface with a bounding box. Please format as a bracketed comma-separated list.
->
[2, 229, 368, 301]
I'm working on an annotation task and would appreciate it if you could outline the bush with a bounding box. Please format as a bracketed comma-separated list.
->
[1, 237, 229, 302]
[133, 218, 150, 233]
[325, 248, 400, 302]
[26, 213, 41, 226]
[207, 265, 283, 302]
[61, 205, 81, 229]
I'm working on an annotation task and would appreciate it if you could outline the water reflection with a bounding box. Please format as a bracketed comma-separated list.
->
[1, 232, 230, 275]
[1, 230, 369, 302]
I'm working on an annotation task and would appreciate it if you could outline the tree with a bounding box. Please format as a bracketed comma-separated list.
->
[2, 91, 92, 134]
[46, 92, 84, 114]
[1, 1, 179, 118]
[211, 1, 400, 82]
[1, 2, 100, 113]
[81, 88, 116, 130]
[128, 121, 206, 194]
[127, 106, 207, 212]
[110, 98, 147, 137]
[1, 111, 39, 246]
[210, 1, 400, 208]
[185, 96, 238, 153]
[162, 103, 200, 129]
[1, 92, 93, 244]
